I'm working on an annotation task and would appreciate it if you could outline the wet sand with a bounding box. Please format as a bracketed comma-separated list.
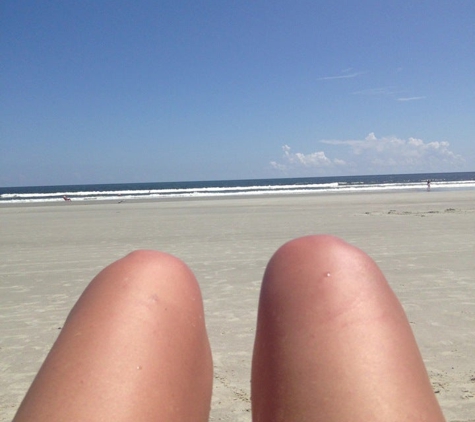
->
[1, 190, 474, 421]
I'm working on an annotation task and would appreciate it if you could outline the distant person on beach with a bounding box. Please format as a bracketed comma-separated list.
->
[13, 235, 445, 421]
[427, 180, 431, 191]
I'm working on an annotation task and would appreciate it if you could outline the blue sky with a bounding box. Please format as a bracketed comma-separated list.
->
[1, 1, 474, 186]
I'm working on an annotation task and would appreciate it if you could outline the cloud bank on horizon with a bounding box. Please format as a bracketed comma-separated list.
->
[270, 133, 465, 175]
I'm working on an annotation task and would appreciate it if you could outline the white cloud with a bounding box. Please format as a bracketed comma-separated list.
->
[352, 87, 398, 96]
[271, 133, 465, 175]
[318, 69, 365, 81]
[352, 87, 425, 102]
[270, 145, 345, 173]
[397, 96, 426, 102]
[322, 133, 464, 170]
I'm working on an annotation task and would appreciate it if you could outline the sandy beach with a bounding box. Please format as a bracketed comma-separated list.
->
[1, 190, 474, 421]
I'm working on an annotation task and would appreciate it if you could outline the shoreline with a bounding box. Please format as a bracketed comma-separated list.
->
[1, 186, 474, 209]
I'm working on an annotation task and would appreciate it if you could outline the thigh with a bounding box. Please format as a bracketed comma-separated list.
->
[251, 235, 445, 422]
[14, 250, 213, 422]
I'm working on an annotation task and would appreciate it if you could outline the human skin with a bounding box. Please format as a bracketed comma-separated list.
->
[14, 236, 445, 421]
[14, 250, 213, 422]
[251, 235, 445, 422]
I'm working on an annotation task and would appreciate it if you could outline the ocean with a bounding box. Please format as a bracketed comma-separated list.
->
[1, 172, 474, 204]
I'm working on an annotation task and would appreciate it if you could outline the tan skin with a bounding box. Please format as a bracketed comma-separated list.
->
[14, 251, 213, 422]
[252, 235, 445, 422]
[14, 236, 445, 421]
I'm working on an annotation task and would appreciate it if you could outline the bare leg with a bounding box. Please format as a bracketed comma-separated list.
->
[251, 235, 445, 422]
[14, 250, 213, 422]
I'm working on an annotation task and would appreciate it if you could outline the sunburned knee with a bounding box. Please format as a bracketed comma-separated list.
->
[264, 234, 378, 293]
[111, 250, 200, 295]
[121, 249, 190, 274]
[270, 234, 362, 271]
[116, 248, 205, 310]
[279, 234, 348, 254]
[121, 249, 170, 262]
[261, 235, 388, 323]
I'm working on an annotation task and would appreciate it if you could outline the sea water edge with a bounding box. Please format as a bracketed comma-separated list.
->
[1, 172, 474, 205]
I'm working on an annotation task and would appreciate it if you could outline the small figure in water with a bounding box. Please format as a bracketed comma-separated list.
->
[427, 180, 431, 191]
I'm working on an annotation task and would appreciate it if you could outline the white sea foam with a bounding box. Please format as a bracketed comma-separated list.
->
[1, 176, 474, 204]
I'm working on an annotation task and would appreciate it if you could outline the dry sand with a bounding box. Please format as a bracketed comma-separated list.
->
[1, 190, 474, 421]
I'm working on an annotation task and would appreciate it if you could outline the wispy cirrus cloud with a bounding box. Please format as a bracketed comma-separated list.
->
[352, 86, 399, 96]
[318, 69, 365, 81]
[397, 96, 426, 102]
[353, 87, 426, 102]
[271, 133, 464, 175]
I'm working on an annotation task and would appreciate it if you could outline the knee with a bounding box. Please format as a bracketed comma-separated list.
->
[121, 249, 187, 268]
[121, 249, 201, 294]
[265, 234, 369, 282]
[260, 235, 384, 316]
[275, 234, 352, 259]
[89, 250, 204, 316]
[120, 249, 194, 282]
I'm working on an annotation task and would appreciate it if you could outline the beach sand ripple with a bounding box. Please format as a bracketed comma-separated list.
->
[1, 191, 474, 421]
